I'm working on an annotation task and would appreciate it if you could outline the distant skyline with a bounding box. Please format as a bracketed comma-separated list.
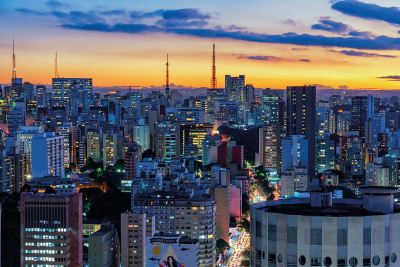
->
[2, 0, 400, 89]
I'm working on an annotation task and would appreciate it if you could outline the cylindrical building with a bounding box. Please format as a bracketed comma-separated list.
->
[250, 187, 400, 267]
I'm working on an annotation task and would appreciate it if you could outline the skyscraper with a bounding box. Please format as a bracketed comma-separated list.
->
[225, 75, 245, 102]
[20, 192, 83, 267]
[52, 78, 93, 115]
[36, 85, 47, 108]
[286, 86, 316, 179]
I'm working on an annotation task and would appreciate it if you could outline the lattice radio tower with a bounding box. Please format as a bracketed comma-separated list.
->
[12, 38, 17, 85]
[55, 52, 60, 78]
[165, 54, 170, 96]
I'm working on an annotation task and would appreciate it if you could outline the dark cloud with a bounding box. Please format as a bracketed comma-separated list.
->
[160, 9, 210, 20]
[15, 8, 47, 16]
[227, 25, 246, 30]
[53, 11, 105, 24]
[129, 10, 159, 20]
[101, 10, 126, 16]
[299, 59, 311, 62]
[45, 1, 69, 9]
[348, 30, 374, 38]
[282, 19, 296, 26]
[339, 50, 396, 57]
[238, 55, 283, 61]
[311, 19, 349, 33]
[60, 22, 400, 50]
[376, 75, 400, 80]
[292, 48, 309, 50]
[63, 23, 159, 34]
[332, 1, 400, 25]
[155, 19, 208, 28]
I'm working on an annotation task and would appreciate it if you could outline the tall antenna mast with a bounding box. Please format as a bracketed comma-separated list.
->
[165, 54, 170, 96]
[12, 37, 17, 85]
[55, 52, 60, 78]
[211, 37, 217, 89]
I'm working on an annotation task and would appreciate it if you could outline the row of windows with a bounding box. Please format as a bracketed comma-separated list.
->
[260, 252, 397, 267]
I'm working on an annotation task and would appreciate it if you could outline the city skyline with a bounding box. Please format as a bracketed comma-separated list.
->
[2, 0, 400, 89]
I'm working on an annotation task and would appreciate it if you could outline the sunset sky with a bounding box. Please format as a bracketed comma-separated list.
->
[1, 0, 400, 90]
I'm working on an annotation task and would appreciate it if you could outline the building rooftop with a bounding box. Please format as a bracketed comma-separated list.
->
[255, 198, 400, 216]
[25, 193, 69, 199]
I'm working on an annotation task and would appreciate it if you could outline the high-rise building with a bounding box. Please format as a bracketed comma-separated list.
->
[36, 85, 47, 108]
[103, 131, 118, 169]
[282, 135, 308, 174]
[243, 84, 254, 106]
[132, 188, 217, 267]
[225, 75, 245, 102]
[17, 126, 44, 176]
[52, 78, 93, 115]
[31, 132, 65, 178]
[351, 96, 379, 139]
[176, 123, 213, 162]
[280, 165, 309, 197]
[259, 125, 286, 174]
[20, 192, 83, 267]
[263, 89, 285, 126]
[329, 94, 341, 107]
[56, 123, 77, 169]
[7, 107, 26, 136]
[207, 88, 225, 113]
[88, 222, 120, 267]
[125, 146, 139, 180]
[23, 82, 35, 101]
[120, 211, 155, 267]
[133, 121, 150, 152]
[286, 86, 316, 179]
[87, 129, 102, 162]
[250, 187, 400, 267]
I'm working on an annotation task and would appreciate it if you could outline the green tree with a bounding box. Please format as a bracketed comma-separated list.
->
[216, 239, 230, 253]
[114, 159, 125, 171]
[240, 260, 250, 267]
[241, 248, 250, 259]
[237, 219, 250, 233]
[105, 165, 115, 173]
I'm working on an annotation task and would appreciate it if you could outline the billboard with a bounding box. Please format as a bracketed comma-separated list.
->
[146, 235, 199, 267]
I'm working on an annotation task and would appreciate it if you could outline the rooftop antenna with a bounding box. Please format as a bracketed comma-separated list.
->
[12, 37, 16, 86]
[165, 54, 169, 96]
[55, 52, 60, 78]
[211, 36, 217, 90]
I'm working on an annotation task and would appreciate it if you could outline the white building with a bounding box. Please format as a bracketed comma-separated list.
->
[137, 158, 158, 177]
[133, 120, 150, 152]
[26, 176, 77, 195]
[32, 132, 65, 178]
[102, 131, 118, 169]
[251, 187, 400, 267]
[16, 126, 44, 176]
[280, 166, 309, 197]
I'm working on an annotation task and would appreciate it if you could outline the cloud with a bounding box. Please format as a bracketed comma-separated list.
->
[160, 9, 210, 20]
[238, 55, 283, 61]
[282, 19, 296, 26]
[376, 75, 400, 81]
[339, 50, 396, 57]
[52, 11, 105, 24]
[332, 1, 400, 25]
[129, 10, 159, 20]
[348, 30, 374, 38]
[45, 1, 69, 9]
[292, 48, 309, 50]
[227, 25, 246, 30]
[299, 59, 311, 62]
[155, 19, 208, 28]
[101, 10, 126, 16]
[15, 8, 47, 16]
[311, 19, 349, 33]
[60, 22, 400, 50]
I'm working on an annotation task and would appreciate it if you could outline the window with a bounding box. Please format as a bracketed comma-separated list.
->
[277, 253, 283, 263]
[268, 224, 276, 241]
[268, 253, 276, 264]
[372, 256, 380, 265]
[311, 229, 322, 245]
[349, 257, 358, 267]
[287, 227, 297, 243]
[337, 229, 347, 246]
[324, 257, 332, 266]
[338, 259, 347, 267]
[299, 255, 306, 265]
[391, 253, 397, 263]
[256, 222, 262, 238]
[311, 258, 321, 266]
